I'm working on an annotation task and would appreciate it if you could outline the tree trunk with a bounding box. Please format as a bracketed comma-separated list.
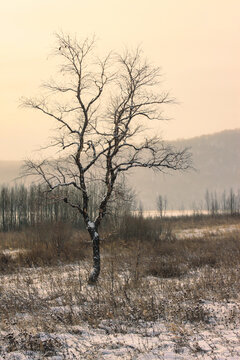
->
[87, 221, 100, 284]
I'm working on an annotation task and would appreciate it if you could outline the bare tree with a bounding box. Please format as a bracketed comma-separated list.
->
[156, 194, 167, 218]
[21, 33, 191, 283]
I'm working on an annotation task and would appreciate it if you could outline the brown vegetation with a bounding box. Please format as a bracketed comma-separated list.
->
[0, 214, 240, 358]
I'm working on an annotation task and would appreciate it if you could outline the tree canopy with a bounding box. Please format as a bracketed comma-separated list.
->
[21, 33, 191, 282]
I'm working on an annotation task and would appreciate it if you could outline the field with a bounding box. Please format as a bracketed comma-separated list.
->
[0, 215, 240, 359]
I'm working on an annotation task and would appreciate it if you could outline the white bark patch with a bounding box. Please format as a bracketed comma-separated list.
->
[94, 232, 98, 239]
[88, 221, 95, 229]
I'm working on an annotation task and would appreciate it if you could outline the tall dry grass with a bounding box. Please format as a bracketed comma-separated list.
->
[0, 215, 239, 324]
[1, 215, 240, 358]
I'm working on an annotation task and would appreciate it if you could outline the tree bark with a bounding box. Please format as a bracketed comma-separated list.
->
[87, 221, 100, 284]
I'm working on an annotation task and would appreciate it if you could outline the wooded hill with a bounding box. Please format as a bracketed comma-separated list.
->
[127, 129, 240, 209]
[0, 129, 239, 210]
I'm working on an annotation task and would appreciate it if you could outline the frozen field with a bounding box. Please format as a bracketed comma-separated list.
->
[0, 220, 240, 359]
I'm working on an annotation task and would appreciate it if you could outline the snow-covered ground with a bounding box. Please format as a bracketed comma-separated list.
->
[1, 222, 240, 359]
[1, 269, 240, 359]
[176, 224, 240, 240]
[132, 210, 210, 218]
[1, 316, 240, 359]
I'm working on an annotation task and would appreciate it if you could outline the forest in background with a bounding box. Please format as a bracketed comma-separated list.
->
[1, 129, 239, 211]
[0, 183, 239, 232]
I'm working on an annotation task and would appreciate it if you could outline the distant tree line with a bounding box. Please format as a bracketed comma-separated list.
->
[155, 189, 240, 217]
[156, 195, 168, 218]
[205, 188, 240, 216]
[1, 184, 239, 231]
[0, 182, 134, 232]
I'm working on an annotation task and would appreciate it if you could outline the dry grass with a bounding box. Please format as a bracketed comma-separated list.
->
[0, 215, 240, 358]
[0, 218, 240, 322]
[0, 222, 90, 271]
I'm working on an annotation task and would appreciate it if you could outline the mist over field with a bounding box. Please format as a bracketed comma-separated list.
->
[129, 129, 240, 209]
[1, 129, 239, 210]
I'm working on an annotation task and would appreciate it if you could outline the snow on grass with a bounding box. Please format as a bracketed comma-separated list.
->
[1, 264, 240, 359]
[175, 224, 240, 239]
[1, 222, 240, 359]
[1, 320, 240, 359]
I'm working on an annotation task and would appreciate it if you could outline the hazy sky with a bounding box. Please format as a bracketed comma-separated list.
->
[0, 0, 239, 160]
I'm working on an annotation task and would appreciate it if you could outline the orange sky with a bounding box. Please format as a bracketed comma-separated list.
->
[0, 0, 239, 160]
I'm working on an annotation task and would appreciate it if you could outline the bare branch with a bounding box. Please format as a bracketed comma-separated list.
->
[21, 33, 192, 282]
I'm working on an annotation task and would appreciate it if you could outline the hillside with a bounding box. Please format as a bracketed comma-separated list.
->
[0, 129, 240, 210]
[127, 129, 240, 209]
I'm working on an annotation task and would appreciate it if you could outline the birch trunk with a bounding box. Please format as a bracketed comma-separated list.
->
[87, 221, 100, 284]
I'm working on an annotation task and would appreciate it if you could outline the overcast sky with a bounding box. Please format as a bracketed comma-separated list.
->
[0, 0, 239, 160]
